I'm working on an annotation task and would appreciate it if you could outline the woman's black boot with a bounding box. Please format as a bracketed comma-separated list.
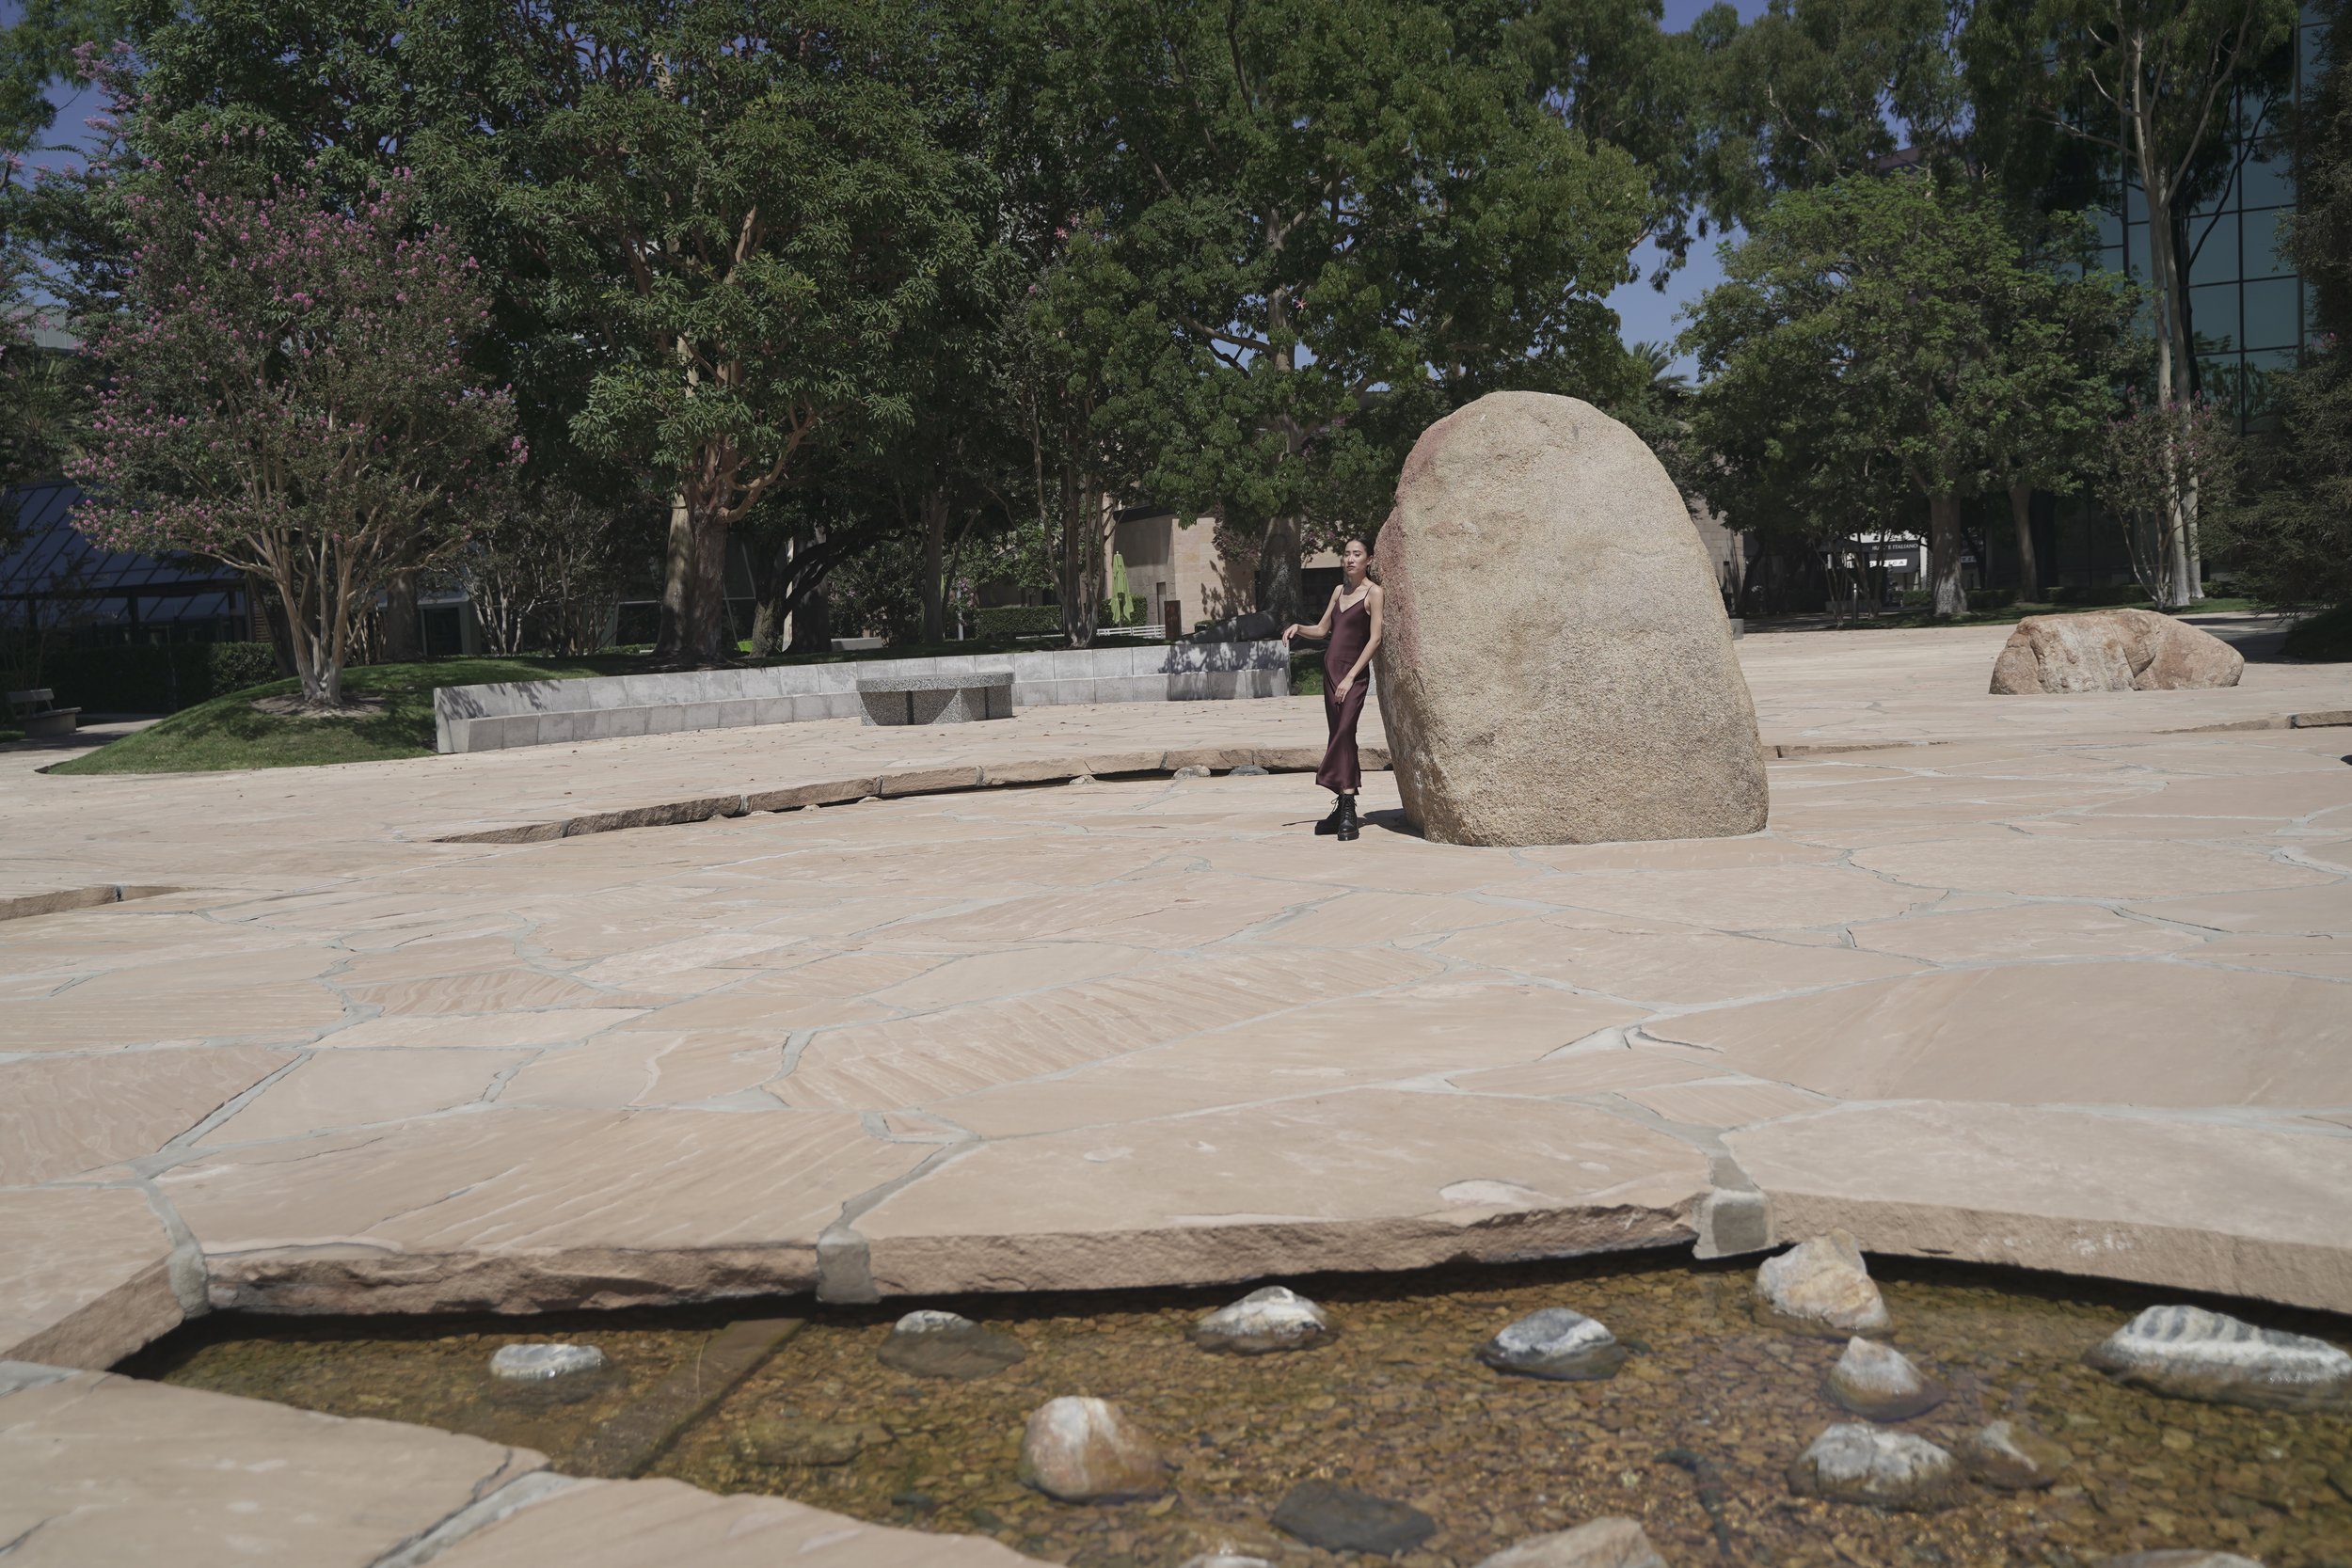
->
[1315, 797, 1344, 835]
[1336, 795, 1359, 841]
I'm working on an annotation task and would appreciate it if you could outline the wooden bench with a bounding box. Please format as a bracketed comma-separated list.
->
[853, 671, 1015, 727]
[7, 689, 82, 738]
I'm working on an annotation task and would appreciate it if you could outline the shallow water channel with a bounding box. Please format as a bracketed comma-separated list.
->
[130, 1252, 2352, 1568]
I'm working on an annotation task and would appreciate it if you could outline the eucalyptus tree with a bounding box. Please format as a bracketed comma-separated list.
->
[1965, 0, 2300, 603]
[1684, 171, 2130, 618]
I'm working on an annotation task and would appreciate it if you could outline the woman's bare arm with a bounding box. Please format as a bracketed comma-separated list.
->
[1334, 585, 1384, 696]
[1281, 587, 1342, 644]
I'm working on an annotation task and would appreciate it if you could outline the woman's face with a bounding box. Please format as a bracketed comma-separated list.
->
[1342, 540, 1370, 579]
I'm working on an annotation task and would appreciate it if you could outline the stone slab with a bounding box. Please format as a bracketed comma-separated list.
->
[0, 1370, 548, 1568]
[1728, 1102, 2352, 1312]
[428, 1474, 1041, 1567]
[0, 1187, 181, 1368]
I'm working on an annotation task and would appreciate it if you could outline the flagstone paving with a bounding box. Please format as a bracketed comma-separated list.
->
[0, 621, 2346, 1563]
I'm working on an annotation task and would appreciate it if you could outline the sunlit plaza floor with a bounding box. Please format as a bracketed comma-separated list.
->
[3, 618, 2347, 1565]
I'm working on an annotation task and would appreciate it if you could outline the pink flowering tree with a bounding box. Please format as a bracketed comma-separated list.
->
[71, 169, 518, 706]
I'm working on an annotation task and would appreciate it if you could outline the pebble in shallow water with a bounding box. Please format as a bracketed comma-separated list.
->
[730, 1416, 890, 1467]
[1016, 1395, 1167, 1502]
[1822, 1336, 1946, 1421]
[1787, 1421, 1962, 1511]
[1959, 1418, 2072, 1490]
[1474, 1307, 1629, 1383]
[1269, 1479, 1436, 1558]
[1471, 1516, 1668, 1568]
[875, 1309, 1026, 1381]
[2091, 1554, 2267, 1568]
[1754, 1230, 1892, 1338]
[488, 1342, 607, 1381]
[2086, 1304, 2352, 1412]
[1190, 1286, 1334, 1355]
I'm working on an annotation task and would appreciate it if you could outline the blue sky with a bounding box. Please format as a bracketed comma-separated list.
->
[1606, 0, 1772, 373]
[8, 0, 1769, 370]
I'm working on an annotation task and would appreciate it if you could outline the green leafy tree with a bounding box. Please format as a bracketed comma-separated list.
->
[1683, 170, 2131, 618]
[475, 1, 979, 665]
[1965, 0, 2299, 604]
[70, 169, 518, 705]
[1053, 0, 1648, 628]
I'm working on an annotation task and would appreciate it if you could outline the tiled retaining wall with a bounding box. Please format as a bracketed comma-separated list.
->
[432, 641, 1290, 754]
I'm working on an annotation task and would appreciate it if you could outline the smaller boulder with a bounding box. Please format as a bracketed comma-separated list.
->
[1271, 1481, 1436, 1558]
[877, 1309, 1026, 1381]
[2086, 1305, 2352, 1412]
[1017, 1397, 1168, 1502]
[1788, 1422, 1961, 1512]
[1191, 1286, 1334, 1355]
[1960, 1419, 2073, 1491]
[1823, 1337, 1947, 1421]
[732, 1416, 891, 1467]
[1471, 1517, 1668, 1568]
[1755, 1231, 1891, 1338]
[1475, 1307, 1629, 1383]
[1989, 609, 2243, 695]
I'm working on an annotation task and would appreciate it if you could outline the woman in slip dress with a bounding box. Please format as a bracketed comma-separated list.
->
[1281, 537, 1383, 841]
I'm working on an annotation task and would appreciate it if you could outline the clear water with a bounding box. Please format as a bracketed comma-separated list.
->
[130, 1251, 2352, 1568]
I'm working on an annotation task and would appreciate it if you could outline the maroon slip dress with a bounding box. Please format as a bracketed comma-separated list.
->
[1315, 590, 1373, 793]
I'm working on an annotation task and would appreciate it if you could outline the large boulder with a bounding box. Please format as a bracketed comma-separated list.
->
[1989, 609, 2243, 694]
[1372, 391, 1766, 847]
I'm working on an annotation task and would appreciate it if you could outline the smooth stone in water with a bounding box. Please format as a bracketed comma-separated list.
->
[731, 1416, 891, 1467]
[876, 1309, 1027, 1381]
[1472, 1516, 1668, 1568]
[1823, 1336, 1946, 1421]
[1787, 1422, 1961, 1511]
[1178, 1558, 1274, 1568]
[2086, 1305, 2352, 1412]
[2091, 1555, 2268, 1568]
[1271, 1480, 1438, 1558]
[1475, 1307, 1629, 1383]
[1192, 1286, 1334, 1355]
[1755, 1230, 1891, 1338]
[1960, 1418, 2073, 1490]
[489, 1342, 607, 1381]
[1017, 1396, 1167, 1502]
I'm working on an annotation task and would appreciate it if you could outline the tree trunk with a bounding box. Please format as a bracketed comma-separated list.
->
[654, 490, 695, 661]
[2009, 483, 2041, 604]
[1057, 475, 1104, 648]
[921, 485, 947, 645]
[2132, 68, 2195, 611]
[381, 571, 422, 663]
[1254, 515, 1304, 629]
[788, 576, 830, 654]
[683, 504, 732, 665]
[1927, 493, 1966, 619]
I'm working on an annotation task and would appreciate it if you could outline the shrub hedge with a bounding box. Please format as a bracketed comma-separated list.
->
[2282, 602, 2352, 661]
[40, 642, 281, 713]
[972, 604, 1064, 639]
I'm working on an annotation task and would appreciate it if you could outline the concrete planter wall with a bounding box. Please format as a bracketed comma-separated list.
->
[432, 641, 1290, 754]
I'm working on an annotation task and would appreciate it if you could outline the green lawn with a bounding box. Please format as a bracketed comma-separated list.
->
[46, 656, 631, 775]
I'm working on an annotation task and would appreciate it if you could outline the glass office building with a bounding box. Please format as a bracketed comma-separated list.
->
[2092, 5, 2330, 430]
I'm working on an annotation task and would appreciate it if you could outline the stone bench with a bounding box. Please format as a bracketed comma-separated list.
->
[6, 689, 81, 739]
[856, 671, 1015, 727]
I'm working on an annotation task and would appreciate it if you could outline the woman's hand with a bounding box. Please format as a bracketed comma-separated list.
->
[1280, 623, 1298, 644]
[1334, 672, 1354, 700]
